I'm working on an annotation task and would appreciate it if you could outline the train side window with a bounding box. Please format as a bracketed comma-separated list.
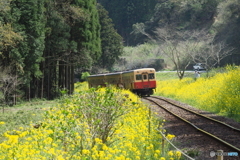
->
[136, 74, 142, 80]
[149, 73, 155, 79]
[143, 75, 147, 80]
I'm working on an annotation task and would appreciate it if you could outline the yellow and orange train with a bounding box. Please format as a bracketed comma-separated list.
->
[87, 68, 157, 96]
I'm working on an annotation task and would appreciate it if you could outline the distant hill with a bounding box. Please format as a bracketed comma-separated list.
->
[100, 0, 240, 65]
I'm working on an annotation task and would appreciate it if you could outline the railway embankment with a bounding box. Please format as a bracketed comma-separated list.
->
[143, 96, 240, 160]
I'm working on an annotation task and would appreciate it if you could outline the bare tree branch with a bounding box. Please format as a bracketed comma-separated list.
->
[0, 66, 22, 110]
[191, 34, 235, 70]
[154, 27, 204, 79]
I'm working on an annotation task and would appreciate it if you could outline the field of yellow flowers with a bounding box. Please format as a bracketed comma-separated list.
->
[0, 82, 181, 160]
[155, 66, 240, 122]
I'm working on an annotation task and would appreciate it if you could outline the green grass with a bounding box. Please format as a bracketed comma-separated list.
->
[0, 99, 57, 135]
[156, 72, 179, 81]
[156, 70, 212, 81]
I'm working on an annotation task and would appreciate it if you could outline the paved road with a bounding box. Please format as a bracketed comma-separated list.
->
[157, 70, 207, 73]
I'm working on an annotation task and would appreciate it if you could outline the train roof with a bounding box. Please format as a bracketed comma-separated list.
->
[87, 72, 122, 78]
[134, 68, 155, 71]
[122, 68, 155, 73]
[105, 72, 122, 76]
[87, 74, 106, 78]
[88, 68, 155, 78]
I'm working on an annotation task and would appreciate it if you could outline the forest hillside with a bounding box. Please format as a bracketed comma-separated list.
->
[100, 0, 240, 68]
[0, 0, 122, 102]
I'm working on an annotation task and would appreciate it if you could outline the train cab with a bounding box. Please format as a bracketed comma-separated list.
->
[132, 68, 156, 96]
[122, 68, 156, 96]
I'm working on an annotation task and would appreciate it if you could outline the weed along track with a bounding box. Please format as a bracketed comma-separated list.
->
[143, 96, 240, 160]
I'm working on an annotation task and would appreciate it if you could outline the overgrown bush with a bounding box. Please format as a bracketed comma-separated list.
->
[81, 72, 90, 81]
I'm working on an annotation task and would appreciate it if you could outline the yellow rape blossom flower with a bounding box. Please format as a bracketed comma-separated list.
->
[175, 150, 181, 158]
[0, 121, 5, 125]
[0, 84, 176, 160]
[95, 138, 102, 144]
[82, 149, 90, 155]
[0, 143, 11, 149]
[155, 150, 161, 154]
[8, 135, 19, 144]
[102, 144, 108, 150]
[86, 138, 91, 142]
[166, 134, 175, 140]
[48, 148, 56, 155]
[57, 155, 65, 160]
[115, 129, 121, 134]
[99, 151, 105, 158]
[19, 127, 24, 130]
[168, 151, 174, 157]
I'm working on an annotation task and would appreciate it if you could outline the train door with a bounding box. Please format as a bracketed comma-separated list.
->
[141, 72, 150, 89]
[142, 72, 154, 96]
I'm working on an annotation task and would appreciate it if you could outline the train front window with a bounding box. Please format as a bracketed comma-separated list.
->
[136, 74, 142, 80]
[149, 73, 155, 79]
[143, 75, 147, 80]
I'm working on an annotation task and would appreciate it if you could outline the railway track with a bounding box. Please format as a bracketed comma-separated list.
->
[143, 96, 240, 154]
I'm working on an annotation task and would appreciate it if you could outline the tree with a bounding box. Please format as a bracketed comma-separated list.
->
[0, 0, 104, 101]
[0, 0, 23, 65]
[154, 27, 204, 79]
[69, 0, 101, 94]
[0, 67, 22, 112]
[7, 0, 46, 100]
[43, 0, 76, 99]
[81, 71, 90, 81]
[0, 0, 11, 13]
[97, 3, 123, 71]
[41, 0, 101, 99]
[131, 0, 220, 45]
[190, 34, 235, 71]
[0, 23, 22, 55]
[97, 0, 157, 45]
[211, 0, 240, 64]
[154, 27, 235, 79]
[72, 0, 101, 64]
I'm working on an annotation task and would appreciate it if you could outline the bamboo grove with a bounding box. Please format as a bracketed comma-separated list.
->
[0, 0, 123, 103]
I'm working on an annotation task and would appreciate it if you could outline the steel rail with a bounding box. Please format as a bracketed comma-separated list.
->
[144, 97, 240, 153]
[151, 96, 240, 132]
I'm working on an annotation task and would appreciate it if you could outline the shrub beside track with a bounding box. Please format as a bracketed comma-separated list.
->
[0, 85, 181, 160]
